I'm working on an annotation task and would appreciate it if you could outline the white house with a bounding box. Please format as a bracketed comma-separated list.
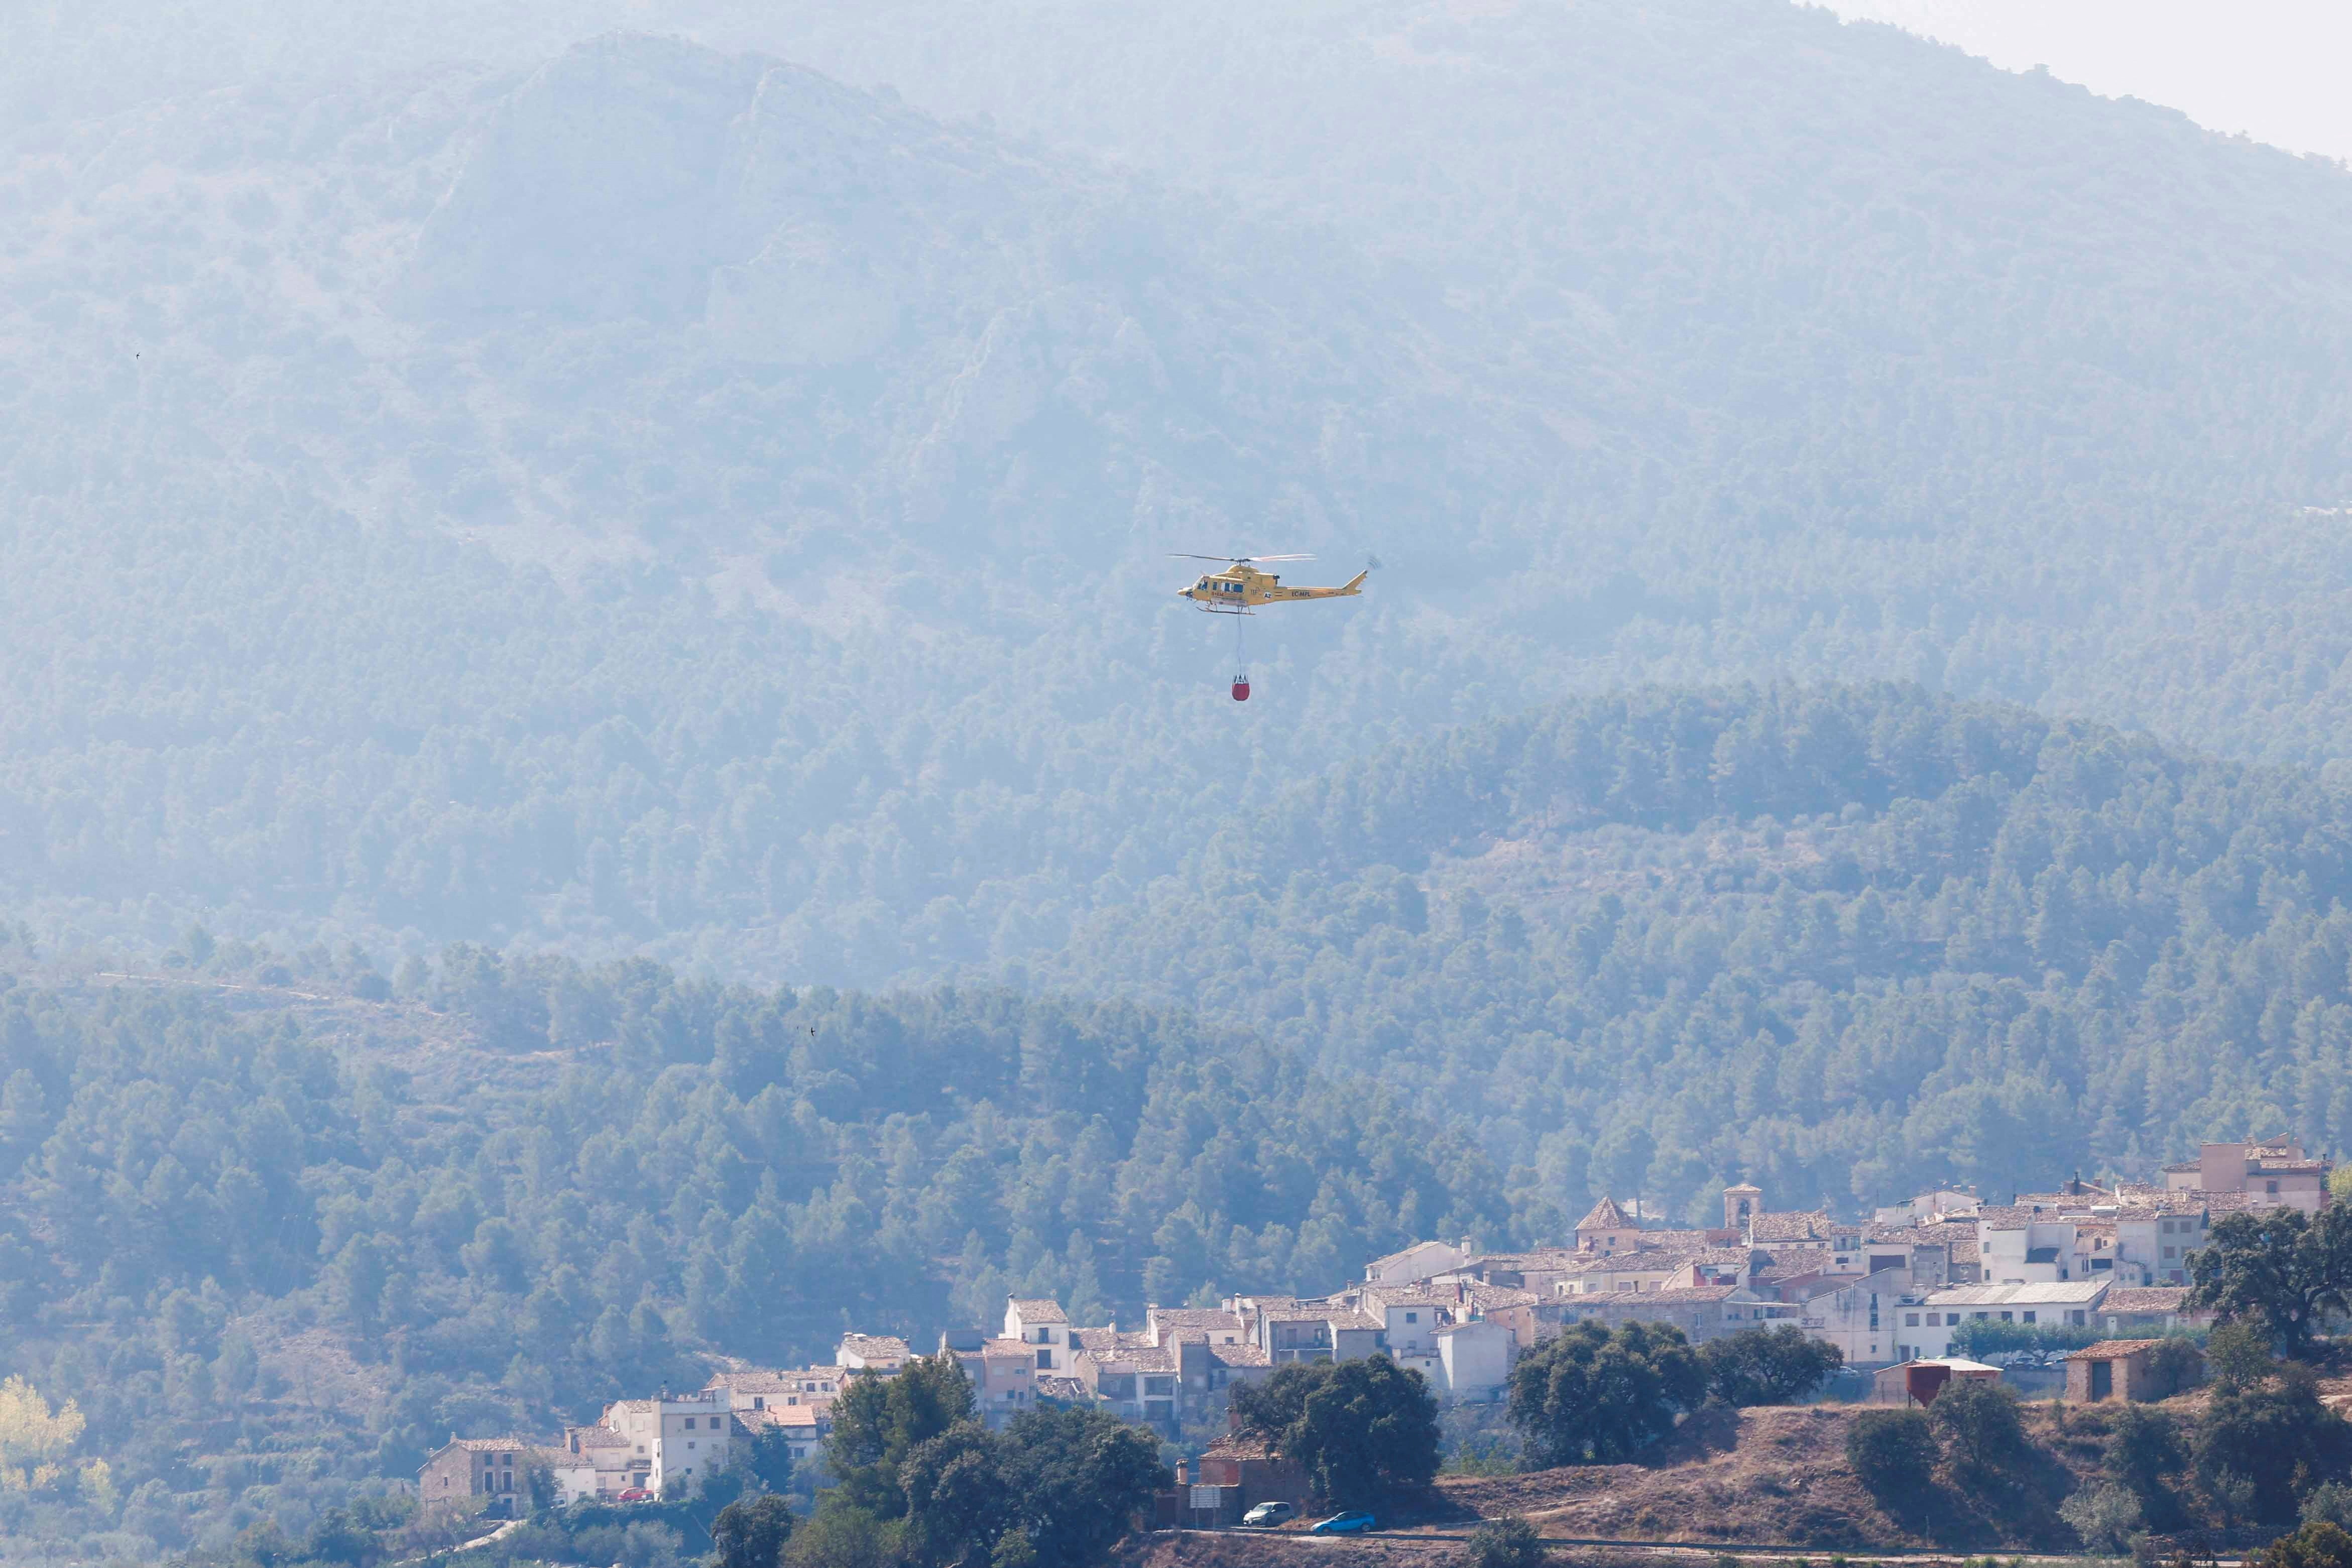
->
[1362, 1240, 1474, 1286]
[1895, 1280, 2109, 1360]
[1004, 1298, 1070, 1372]
[1436, 1320, 1513, 1401]
[599, 1389, 734, 1496]
[836, 1334, 910, 1374]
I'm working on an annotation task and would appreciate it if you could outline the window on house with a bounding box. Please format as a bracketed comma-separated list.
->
[1905, 1313, 1920, 1326]
[684, 1418, 696, 1429]
[753, 1397, 764, 1410]
[1999, 1311, 2013, 1321]
[1405, 1312, 1418, 1323]
[2023, 1311, 2037, 1323]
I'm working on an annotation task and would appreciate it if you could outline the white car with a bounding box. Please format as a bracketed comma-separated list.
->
[1242, 1501, 1296, 1527]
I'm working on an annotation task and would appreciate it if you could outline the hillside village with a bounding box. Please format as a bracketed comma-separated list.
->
[426, 1139, 2320, 1512]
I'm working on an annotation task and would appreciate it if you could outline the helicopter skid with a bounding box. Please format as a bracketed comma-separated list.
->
[1191, 604, 1255, 616]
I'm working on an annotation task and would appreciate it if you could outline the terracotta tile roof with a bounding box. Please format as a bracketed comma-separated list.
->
[565, 1427, 631, 1450]
[759, 1405, 821, 1428]
[2102, 1287, 2196, 1314]
[441, 1436, 544, 1453]
[1577, 1196, 1633, 1230]
[1356, 1285, 1462, 1306]
[1752, 1247, 1836, 1279]
[1148, 1308, 1245, 1331]
[1748, 1210, 1838, 1243]
[1462, 1284, 1539, 1309]
[1035, 1375, 1091, 1400]
[981, 1339, 1037, 1361]
[838, 1335, 909, 1361]
[1465, 1250, 1583, 1272]
[1008, 1298, 1067, 1323]
[1688, 1246, 1762, 1267]
[2067, 1339, 2177, 1360]
[1211, 1344, 1270, 1368]
[1864, 1225, 1958, 1246]
[1639, 1229, 1716, 1250]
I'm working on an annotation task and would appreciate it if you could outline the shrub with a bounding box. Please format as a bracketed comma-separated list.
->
[1846, 1410, 1936, 1501]
[2208, 1323, 2276, 1391]
[2303, 1482, 2352, 1530]
[2195, 1364, 2352, 1523]
[1464, 1515, 1548, 1568]
[1699, 1326, 1845, 1407]
[1507, 1321, 1705, 1466]
[2147, 1338, 2204, 1397]
[2104, 1405, 2186, 1525]
[714, 1494, 797, 1568]
[2253, 1521, 2352, 1568]
[1232, 1357, 1440, 1507]
[2061, 1482, 2145, 1554]
[1931, 1380, 2030, 1480]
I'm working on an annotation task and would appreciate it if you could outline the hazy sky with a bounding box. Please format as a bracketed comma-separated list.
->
[1824, 0, 2352, 163]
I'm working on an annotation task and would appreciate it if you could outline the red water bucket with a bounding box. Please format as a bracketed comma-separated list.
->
[1231, 678, 1250, 701]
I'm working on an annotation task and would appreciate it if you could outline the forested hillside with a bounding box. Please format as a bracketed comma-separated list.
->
[8, 4, 2352, 990]
[0, 956, 1506, 1558]
[5, 685, 2352, 1561]
[1041, 685, 2352, 1227]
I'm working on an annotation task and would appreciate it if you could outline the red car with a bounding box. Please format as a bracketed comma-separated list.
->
[615, 1488, 653, 1503]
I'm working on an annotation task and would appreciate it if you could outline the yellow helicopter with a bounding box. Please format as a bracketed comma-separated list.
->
[1170, 553, 1371, 701]
[1171, 553, 1368, 615]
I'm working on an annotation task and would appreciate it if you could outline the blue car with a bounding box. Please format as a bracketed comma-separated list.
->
[1310, 1511, 1376, 1535]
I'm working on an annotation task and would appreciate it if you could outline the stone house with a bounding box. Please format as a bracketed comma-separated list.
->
[2066, 1338, 2203, 1402]
[419, 1437, 553, 1515]
[1573, 1196, 1643, 1254]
